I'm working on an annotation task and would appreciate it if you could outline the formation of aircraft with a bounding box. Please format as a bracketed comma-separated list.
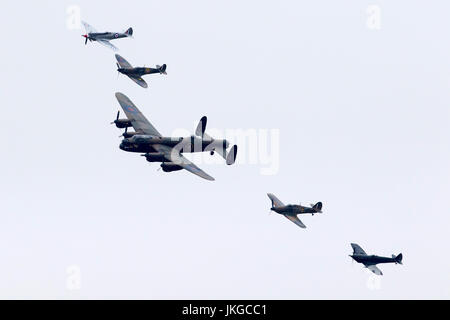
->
[113, 93, 238, 181]
[350, 243, 403, 275]
[81, 21, 133, 51]
[81, 20, 404, 277]
[115, 54, 167, 88]
[267, 193, 322, 228]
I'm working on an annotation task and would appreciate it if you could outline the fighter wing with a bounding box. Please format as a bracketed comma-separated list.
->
[267, 193, 285, 208]
[351, 243, 367, 255]
[97, 39, 118, 51]
[284, 215, 306, 229]
[115, 54, 133, 69]
[82, 21, 98, 33]
[153, 144, 215, 181]
[114, 92, 161, 136]
[128, 76, 148, 88]
[366, 265, 383, 276]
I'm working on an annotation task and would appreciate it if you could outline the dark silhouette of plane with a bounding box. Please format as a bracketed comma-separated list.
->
[267, 193, 323, 228]
[112, 93, 238, 181]
[115, 54, 166, 88]
[81, 21, 132, 51]
[350, 243, 403, 275]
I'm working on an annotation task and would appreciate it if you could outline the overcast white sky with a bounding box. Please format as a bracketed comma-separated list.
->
[0, 1, 449, 299]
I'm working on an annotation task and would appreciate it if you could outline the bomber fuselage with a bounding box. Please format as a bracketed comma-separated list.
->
[119, 135, 229, 154]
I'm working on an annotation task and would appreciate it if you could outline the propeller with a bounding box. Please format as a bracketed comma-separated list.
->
[116, 63, 121, 78]
[119, 127, 128, 138]
[111, 111, 120, 125]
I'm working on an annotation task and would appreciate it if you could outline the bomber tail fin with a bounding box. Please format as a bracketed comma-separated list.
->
[194, 116, 237, 165]
[393, 253, 403, 265]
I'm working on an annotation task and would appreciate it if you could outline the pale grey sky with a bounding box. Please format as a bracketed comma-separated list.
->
[0, 1, 449, 299]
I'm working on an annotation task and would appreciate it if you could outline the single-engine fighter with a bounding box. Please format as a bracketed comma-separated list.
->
[350, 243, 403, 275]
[115, 54, 166, 88]
[112, 92, 238, 181]
[267, 193, 323, 229]
[81, 21, 133, 51]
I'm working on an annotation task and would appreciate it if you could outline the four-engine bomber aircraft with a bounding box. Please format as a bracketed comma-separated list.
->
[115, 54, 167, 88]
[267, 193, 323, 229]
[350, 243, 403, 275]
[112, 92, 238, 181]
[82, 21, 133, 51]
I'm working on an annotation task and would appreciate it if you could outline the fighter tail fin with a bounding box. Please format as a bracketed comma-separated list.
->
[393, 253, 403, 264]
[312, 202, 323, 212]
[158, 64, 167, 74]
[125, 27, 133, 37]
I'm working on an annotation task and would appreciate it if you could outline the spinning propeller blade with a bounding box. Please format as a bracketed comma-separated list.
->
[119, 127, 128, 137]
[111, 111, 119, 124]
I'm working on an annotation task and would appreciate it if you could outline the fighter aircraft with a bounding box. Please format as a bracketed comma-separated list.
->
[267, 193, 323, 229]
[112, 92, 238, 181]
[115, 54, 167, 88]
[81, 21, 133, 51]
[350, 243, 403, 275]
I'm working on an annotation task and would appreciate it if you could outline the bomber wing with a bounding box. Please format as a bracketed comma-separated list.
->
[114, 92, 161, 136]
[284, 215, 306, 229]
[153, 144, 215, 181]
[366, 264, 383, 276]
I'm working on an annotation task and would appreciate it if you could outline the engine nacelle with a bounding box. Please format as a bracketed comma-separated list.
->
[160, 162, 183, 172]
[122, 131, 138, 138]
[114, 119, 132, 129]
[143, 153, 166, 162]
